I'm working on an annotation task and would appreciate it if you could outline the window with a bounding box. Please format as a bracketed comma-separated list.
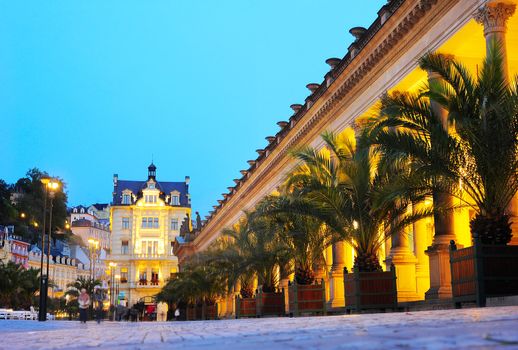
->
[141, 240, 158, 255]
[170, 218, 178, 230]
[151, 269, 159, 285]
[122, 194, 131, 205]
[122, 217, 130, 230]
[145, 195, 157, 203]
[171, 195, 180, 206]
[139, 270, 147, 284]
[120, 268, 128, 283]
[121, 241, 129, 255]
[148, 183, 155, 189]
[141, 217, 159, 228]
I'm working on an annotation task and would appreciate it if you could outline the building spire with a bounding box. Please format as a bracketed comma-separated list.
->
[148, 161, 157, 180]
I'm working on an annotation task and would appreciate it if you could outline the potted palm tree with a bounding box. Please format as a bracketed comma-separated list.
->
[278, 130, 430, 312]
[372, 43, 518, 307]
[222, 213, 289, 318]
[157, 257, 224, 320]
[255, 197, 331, 317]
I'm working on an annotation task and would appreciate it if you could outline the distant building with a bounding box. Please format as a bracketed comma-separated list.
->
[69, 202, 111, 280]
[0, 226, 30, 267]
[28, 248, 89, 298]
[108, 163, 191, 306]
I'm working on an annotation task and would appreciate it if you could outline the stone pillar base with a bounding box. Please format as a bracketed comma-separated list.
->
[425, 241, 461, 300]
[415, 265, 430, 300]
[328, 268, 345, 308]
[386, 249, 419, 302]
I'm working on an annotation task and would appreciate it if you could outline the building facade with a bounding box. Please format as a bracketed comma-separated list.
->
[0, 226, 30, 268]
[108, 163, 191, 306]
[27, 251, 89, 298]
[176, 0, 518, 316]
[70, 205, 111, 250]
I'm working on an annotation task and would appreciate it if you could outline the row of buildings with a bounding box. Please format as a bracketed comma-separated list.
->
[172, 0, 518, 317]
[1, 163, 192, 310]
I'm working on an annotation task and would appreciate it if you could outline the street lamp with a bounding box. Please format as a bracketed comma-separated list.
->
[88, 238, 100, 280]
[108, 262, 117, 320]
[38, 177, 59, 322]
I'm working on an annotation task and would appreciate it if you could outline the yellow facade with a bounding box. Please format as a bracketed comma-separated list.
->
[179, 0, 518, 316]
[108, 170, 191, 307]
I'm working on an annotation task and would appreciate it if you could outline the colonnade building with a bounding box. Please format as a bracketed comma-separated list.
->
[175, 0, 518, 315]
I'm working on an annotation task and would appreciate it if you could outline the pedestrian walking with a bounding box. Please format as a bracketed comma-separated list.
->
[78, 288, 90, 323]
[93, 285, 107, 324]
[174, 308, 180, 321]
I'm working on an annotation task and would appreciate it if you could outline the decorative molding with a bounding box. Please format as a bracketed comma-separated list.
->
[474, 2, 516, 34]
[191, 0, 459, 251]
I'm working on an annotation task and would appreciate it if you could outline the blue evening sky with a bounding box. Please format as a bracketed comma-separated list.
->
[1, 1, 385, 216]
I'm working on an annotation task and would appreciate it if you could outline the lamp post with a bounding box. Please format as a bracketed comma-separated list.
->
[88, 239, 99, 280]
[38, 178, 59, 322]
[108, 262, 117, 320]
[114, 274, 120, 321]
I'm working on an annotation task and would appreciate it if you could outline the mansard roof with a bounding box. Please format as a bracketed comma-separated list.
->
[113, 179, 190, 207]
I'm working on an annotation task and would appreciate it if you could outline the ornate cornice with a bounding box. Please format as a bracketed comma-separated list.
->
[475, 2, 516, 34]
[193, 0, 446, 251]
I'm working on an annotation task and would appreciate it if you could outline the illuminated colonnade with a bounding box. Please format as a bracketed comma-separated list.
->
[183, 0, 518, 315]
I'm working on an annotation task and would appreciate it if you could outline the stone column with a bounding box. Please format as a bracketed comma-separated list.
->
[328, 241, 345, 308]
[425, 68, 459, 300]
[413, 201, 432, 299]
[386, 222, 419, 302]
[475, 2, 515, 81]
[476, 2, 518, 243]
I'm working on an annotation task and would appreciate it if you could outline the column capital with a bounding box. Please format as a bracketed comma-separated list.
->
[475, 2, 516, 35]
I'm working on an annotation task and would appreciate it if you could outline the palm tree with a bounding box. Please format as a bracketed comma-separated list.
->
[219, 215, 257, 297]
[65, 276, 102, 298]
[157, 257, 225, 307]
[254, 195, 332, 284]
[221, 211, 291, 292]
[371, 42, 518, 245]
[277, 130, 430, 272]
[0, 261, 41, 309]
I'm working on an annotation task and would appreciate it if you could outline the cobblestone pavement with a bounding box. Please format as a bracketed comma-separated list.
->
[1, 306, 518, 350]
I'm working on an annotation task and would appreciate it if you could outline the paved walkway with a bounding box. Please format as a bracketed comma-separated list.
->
[1, 306, 518, 349]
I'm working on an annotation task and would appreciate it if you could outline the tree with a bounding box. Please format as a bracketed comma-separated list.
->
[65, 276, 102, 298]
[220, 212, 290, 293]
[0, 261, 41, 309]
[156, 259, 225, 307]
[0, 180, 17, 225]
[371, 42, 518, 245]
[254, 196, 330, 284]
[13, 168, 69, 244]
[276, 130, 430, 272]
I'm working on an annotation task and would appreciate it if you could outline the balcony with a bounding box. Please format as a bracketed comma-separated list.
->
[131, 253, 173, 261]
[133, 280, 162, 288]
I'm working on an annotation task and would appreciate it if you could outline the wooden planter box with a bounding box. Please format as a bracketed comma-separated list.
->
[343, 267, 397, 313]
[450, 240, 518, 307]
[202, 304, 218, 320]
[186, 306, 197, 320]
[235, 297, 257, 318]
[288, 280, 326, 317]
[256, 289, 285, 317]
